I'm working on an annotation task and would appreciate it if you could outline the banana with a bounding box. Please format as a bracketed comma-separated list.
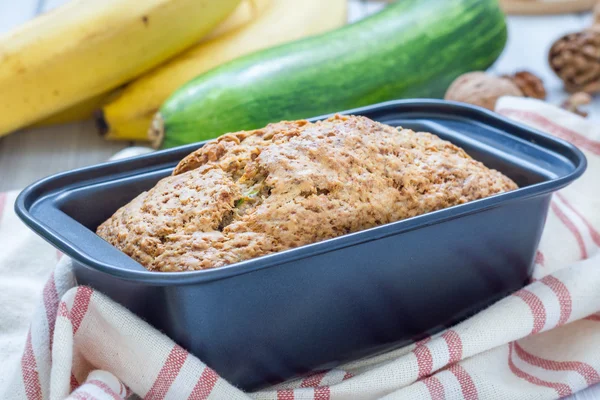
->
[202, 0, 268, 42]
[99, 0, 347, 141]
[29, 0, 262, 128]
[31, 92, 113, 127]
[0, 0, 241, 137]
[31, 0, 262, 128]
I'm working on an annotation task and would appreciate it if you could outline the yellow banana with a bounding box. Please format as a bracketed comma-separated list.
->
[0, 0, 241, 137]
[100, 0, 347, 141]
[31, 0, 260, 128]
[202, 0, 267, 42]
[31, 92, 113, 127]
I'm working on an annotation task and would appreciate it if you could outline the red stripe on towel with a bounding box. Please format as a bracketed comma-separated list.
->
[551, 202, 587, 259]
[514, 342, 600, 386]
[513, 289, 546, 334]
[42, 273, 59, 353]
[508, 343, 572, 397]
[145, 345, 188, 400]
[415, 344, 434, 379]
[540, 275, 572, 327]
[87, 379, 121, 400]
[497, 109, 600, 155]
[58, 301, 70, 318]
[442, 330, 463, 364]
[70, 287, 93, 334]
[585, 313, 600, 322]
[70, 374, 80, 392]
[535, 251, 545, 267]
[314, 386, 331, 400]
[277, 389, 295, 400]
[556, 193, 600, 246]
[21, 331, 42, 400]
[422, 376, 445, 400]
[301, 371, 327, 388]
[448, 364, 478, 400]
[188, 367, 219, 400]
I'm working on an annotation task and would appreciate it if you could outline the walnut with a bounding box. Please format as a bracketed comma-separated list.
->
[549, 7, 600, 94]
[503, 71, 547, 99]
[444, 72, 523, 110]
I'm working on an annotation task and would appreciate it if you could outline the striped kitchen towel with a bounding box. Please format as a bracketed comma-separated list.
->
[0, 96, 599, 399]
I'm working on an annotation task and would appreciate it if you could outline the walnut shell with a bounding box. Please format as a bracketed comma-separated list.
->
[549, 29, 600, 94]
[444, 72, 524, 110]
[506, 71, 547, 99]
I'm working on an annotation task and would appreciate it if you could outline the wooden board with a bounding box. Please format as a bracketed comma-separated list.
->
[0, 121, 129, 191]
[500, 0, 597, 15]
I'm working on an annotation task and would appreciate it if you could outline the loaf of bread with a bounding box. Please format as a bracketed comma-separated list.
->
[96, 115, 518, 272]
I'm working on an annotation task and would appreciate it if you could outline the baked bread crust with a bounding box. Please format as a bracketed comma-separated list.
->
[96, 115, 518, 272]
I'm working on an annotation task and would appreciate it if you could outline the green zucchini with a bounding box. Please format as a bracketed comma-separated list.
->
[152, 0, 507, 149]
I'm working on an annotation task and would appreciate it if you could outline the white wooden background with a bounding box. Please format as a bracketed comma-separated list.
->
[0, 1, 598, 398]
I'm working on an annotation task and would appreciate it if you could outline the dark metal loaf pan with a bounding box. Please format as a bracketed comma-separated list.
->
[15, 100, 586, 391]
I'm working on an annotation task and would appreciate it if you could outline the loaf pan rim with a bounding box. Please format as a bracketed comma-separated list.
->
[14, 99, 588, 285]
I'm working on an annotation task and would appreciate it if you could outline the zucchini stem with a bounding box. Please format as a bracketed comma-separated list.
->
[149, 113, 165, 149]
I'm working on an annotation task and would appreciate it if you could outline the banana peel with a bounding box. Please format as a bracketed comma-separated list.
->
[31, 0, 261, 128]
[0, 0, 241, 136]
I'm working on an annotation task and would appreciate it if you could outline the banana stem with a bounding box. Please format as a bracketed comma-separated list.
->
[94, 110, 110, 136]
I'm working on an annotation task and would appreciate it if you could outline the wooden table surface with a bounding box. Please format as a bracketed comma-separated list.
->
[0, 1, 598, 399]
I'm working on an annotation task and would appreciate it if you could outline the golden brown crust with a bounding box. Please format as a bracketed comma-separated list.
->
[97, 115, 518, 272]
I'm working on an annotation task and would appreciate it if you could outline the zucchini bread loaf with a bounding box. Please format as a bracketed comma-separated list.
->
[97, 115, 518, 272]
